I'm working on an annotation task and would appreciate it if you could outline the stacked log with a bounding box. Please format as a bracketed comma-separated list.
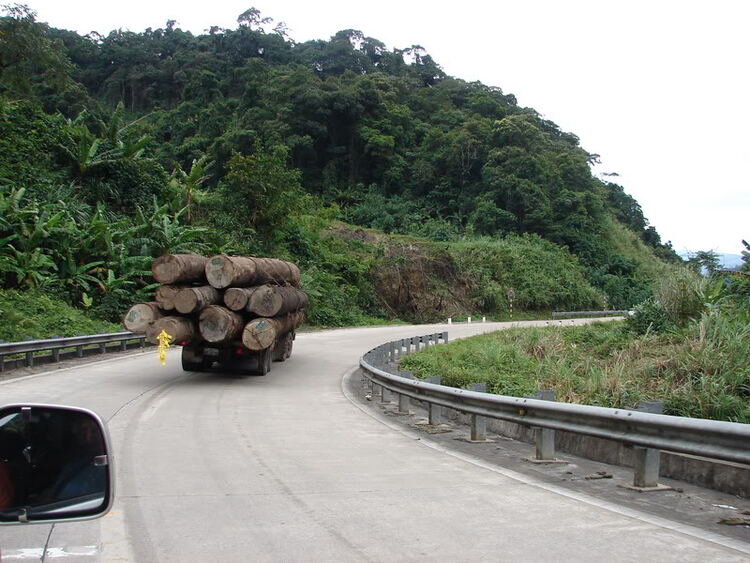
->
[199, 305, 244, 343]
[174, 286, 221, 314]
[123, 302, 162, 333]
[124, 254, 306, 352]
[145, 316, 197, 344]
[152, 254, 208, 284]
[205, 255, 301, 288]
[242, 311, 304, 351]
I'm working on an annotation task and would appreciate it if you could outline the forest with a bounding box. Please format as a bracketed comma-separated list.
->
[0, 5, 691, 333]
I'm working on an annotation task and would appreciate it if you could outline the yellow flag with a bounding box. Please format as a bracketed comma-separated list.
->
[157, 329, 173, 366]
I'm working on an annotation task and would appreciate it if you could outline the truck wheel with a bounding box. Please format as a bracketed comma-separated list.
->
[251, 348, 272, 376]
[273, 333, 294, 362]
[181, 346, 204, 372]
[283, 338, 293, 360]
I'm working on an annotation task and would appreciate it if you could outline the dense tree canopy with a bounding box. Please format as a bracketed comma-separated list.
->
[0, 5, 681, 320]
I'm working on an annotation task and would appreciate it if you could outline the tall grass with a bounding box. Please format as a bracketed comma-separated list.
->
[400, 318, 750, 423]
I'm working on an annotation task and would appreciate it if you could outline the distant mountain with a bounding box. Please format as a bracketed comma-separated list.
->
[719, 254, 743, 270]
[678, 252, 743, 270]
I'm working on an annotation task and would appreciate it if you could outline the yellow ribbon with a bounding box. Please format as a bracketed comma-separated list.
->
[157, 329, 172, 366]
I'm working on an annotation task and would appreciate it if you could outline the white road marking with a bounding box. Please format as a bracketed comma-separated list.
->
[1, 546, 101, 559]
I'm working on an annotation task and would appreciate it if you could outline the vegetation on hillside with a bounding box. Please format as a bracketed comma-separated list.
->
[1, 5, 683, 335]
[401, 260, 750, 422]
[0, 289, 120, 341]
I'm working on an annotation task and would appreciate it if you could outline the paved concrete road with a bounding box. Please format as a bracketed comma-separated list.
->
[1, 320, 748, 562]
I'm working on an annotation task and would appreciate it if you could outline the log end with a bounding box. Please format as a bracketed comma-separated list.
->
[248, 286, 283, 317]
[123, 302, 162, 333]
[205, 255, 234, 288]
[151, 255, 180, 284]
[224, 287, 249, 311]
[242, 318, 277, 350]
[174, 292, 197, 314]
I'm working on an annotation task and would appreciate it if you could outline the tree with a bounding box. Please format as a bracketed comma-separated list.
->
[686, 250, 721, 276]
[0, 4, 79, 104]
[168, 155, 211, 223]
[237, 7, 271, 30]
[220, 143, 304, 240]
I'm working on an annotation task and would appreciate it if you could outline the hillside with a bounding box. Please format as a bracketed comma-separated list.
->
[0, 6, 681, 332]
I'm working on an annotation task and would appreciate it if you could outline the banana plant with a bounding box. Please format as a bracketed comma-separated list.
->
[62, 103, 152, 176]
[0, 245, 55, 288]
[55, 248, 104, 294]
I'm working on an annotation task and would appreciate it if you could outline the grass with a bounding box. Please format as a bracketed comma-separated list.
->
[400, 317, 750, 423]
[0, 289, 121, 342]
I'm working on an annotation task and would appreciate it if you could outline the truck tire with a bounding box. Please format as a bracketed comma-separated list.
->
[283, 339, 293, 360]
[273, 332, 294, 362]
[181, 346, 205, 372]
[253, 348, 272, 376]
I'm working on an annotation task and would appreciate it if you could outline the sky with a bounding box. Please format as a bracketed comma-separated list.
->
[21, 0, 750, 254]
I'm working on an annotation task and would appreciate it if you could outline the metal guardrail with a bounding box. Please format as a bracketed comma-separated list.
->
[552, 310, 629, 318]
[359, 332, 750, 488]
[0, 332, 148, 372]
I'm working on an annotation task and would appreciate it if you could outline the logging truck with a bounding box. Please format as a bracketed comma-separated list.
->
[124, 254, 307, 376]
[178, 311, 301, 376]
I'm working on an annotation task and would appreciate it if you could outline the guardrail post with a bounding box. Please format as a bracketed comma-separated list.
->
[441, 331, 449, 343]
[99, 343, 106, 354]
[469, 383, 488, 441]
[140, 337, 146, 349]
[120, 339, 128, 351]
[413, 336, 420, 353]
[372, 382, 382, 399]
[52, 349, 60, 362]
[0, 355, 4, 373]
[398, 391, 410, 414]
[381, 386, 392, 403]
[426, 376, 442, 424]
[631, 401, 667, 490]
[531, 390, 563, 463]
[76, 345, 83, 358]
[26, 351, 34, 368]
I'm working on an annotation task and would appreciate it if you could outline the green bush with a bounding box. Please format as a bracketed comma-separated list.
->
[450, 234, 606, 312]
[625, 298, 671, 335]
[655, 268, 706, 325]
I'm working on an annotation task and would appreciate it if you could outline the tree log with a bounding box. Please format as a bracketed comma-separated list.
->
[145, 316, 196, 344]
[152, 254, 208, 284]
[155, 285, 181, 311]
[223, 287, 263, 311]
[174, 285, 221, 314]
[205, 255, 301, 288]
[123, 302, 162, 333]
[242, 311, 304, 350]
[248, 286, 308, 317]
[199, 305, 245, 343]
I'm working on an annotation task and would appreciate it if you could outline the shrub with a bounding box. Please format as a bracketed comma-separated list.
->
[655, 268, 707, 325]
[625, 298, 671, 335]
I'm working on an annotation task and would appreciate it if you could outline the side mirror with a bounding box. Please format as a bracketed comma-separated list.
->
[0, 404, 114, 525]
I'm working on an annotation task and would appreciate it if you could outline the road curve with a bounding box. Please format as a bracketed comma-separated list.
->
[1, 319, 747, 562]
